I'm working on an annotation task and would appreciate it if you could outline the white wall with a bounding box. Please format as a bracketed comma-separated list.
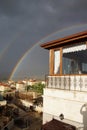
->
[16, 83, 25, 91]
[0, 86, 4, 92]
[43, 88, 87, 127]
[20, 99, 33, 107]
[0, 100, 7, 106]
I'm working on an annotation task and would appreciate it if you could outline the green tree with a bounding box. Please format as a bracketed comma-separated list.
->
[25, 85, 32, 91]
[32, 82, 45, 94]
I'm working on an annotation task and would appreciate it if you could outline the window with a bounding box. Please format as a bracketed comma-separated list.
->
[54, 50, 60, 74]
[53, 42, 87, 75]
[62, 42, 87, 74]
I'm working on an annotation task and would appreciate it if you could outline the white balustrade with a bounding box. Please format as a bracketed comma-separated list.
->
[47, 75, 87, 92]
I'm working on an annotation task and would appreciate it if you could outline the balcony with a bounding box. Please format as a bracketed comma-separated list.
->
[46, 75, 87, 92]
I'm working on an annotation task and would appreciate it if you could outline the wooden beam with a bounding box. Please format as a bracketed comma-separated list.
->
[49, 49, 54, 75]
[41, 30, 87, 49]
[60, 48, 62, 75]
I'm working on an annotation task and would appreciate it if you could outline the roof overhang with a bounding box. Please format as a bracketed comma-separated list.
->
[40, 30, 87, 50]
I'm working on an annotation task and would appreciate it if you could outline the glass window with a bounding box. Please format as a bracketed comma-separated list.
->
[62, 42, 87, 74]
[82, 63, 87, 74]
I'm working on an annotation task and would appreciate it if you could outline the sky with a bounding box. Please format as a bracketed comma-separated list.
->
[0, 0, 87, 80]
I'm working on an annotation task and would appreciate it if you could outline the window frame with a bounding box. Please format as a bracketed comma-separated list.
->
[52, 42, 87, 76]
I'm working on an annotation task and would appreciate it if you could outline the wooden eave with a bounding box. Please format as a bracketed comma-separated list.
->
[40, 30, 87, 49]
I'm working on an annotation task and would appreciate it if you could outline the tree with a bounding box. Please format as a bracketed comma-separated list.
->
[32, 82, 45, 94]
[25, 82, 45, 94]
[25, 85, 32, 92]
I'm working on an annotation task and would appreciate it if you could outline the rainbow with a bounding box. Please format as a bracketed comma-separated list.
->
[0, 26, 29, 62]
[9, 23, 87, 80]
[0, 43, 11, 61]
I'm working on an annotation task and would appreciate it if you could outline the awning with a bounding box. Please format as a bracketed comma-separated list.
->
[63, 43, 86, 53]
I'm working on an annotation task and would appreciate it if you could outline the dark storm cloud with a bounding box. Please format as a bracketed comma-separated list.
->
[0, 0, 87, 79]
[0, 0, 22, 16]
[0, 0, 87, 30]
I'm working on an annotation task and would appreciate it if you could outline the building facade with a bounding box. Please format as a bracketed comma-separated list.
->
[16, 81, 26, 92]
[41, 30, 87, 130]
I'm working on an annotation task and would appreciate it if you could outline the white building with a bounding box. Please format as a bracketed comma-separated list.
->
[0, 83, 11, 93]
[24, 79, 46, 86]
[16, 81, 26, 92]
[41, 30, 87, 130]
[0, 100, 7, 106]
[0, 83, 9, 106]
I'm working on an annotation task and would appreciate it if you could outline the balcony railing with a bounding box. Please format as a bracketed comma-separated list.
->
[46, 75, 87, 92]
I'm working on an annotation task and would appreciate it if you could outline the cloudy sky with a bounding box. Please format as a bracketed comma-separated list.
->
[0, 0, 87, 80]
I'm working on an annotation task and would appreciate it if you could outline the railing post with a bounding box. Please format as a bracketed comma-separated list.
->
[69, 75, 71, 91]
[45, 74, 48, 88]
[74, 76, 76, 91]
[44, 75, 87, 92]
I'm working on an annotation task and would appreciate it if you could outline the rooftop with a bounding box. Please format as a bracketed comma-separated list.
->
[41, 30, 87, 49]
[42, 119, 76, 130]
